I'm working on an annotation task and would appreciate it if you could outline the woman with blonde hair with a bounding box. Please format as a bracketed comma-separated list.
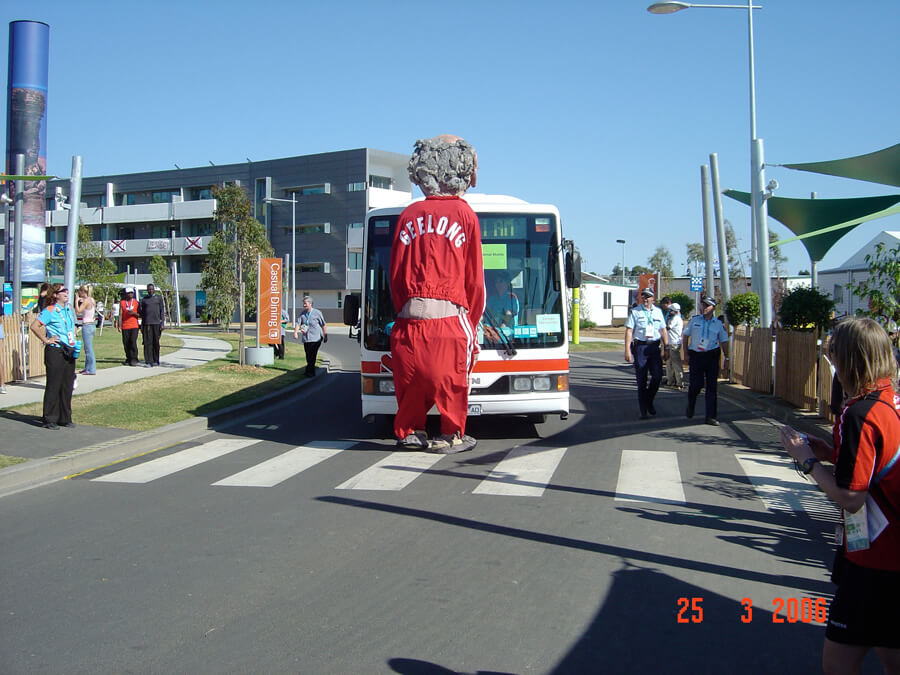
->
[781, 317, 900, 673]
[75, 285, 97, 375]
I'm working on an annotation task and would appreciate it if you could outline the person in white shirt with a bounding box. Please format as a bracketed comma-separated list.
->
[665, 302, 684, 390]
[624, 287, 669, 419]
[682, 296, 730, 426]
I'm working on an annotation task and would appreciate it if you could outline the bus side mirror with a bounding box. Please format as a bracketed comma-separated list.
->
[343, 294, 360, 326]
[565, 249, 581, 289]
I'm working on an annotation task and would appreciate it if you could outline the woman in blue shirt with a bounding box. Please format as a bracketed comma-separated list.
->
[30, 284, 78, 429]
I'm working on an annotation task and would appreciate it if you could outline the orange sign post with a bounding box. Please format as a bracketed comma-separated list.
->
[258, 257, 283, 345]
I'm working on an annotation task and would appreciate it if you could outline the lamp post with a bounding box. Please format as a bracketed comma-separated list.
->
[648, 0, 772, 327]
[264, 193, 297, 326]
[616, 239, 626, 285]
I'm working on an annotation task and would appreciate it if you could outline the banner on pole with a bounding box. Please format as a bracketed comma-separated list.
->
[258, 257, 282, 345]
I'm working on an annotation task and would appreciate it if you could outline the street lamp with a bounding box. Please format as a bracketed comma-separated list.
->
[648, 0, 772, 327]
[264, 193, 297, 326]
[616, 239, 626, 285]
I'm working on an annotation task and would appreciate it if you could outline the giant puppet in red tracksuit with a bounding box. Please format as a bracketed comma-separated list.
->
[390, 135, 484, 453]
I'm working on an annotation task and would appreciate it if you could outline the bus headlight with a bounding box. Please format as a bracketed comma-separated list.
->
[379, 379, 395, 394]
[532, 376, 551, 391]
[512, 376, 532, 392]
[362, 377, 395, 395]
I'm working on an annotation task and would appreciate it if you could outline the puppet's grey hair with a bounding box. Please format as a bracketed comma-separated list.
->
[408, 136, 477, 196]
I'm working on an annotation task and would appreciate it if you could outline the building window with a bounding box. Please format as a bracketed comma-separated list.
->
[151, 225, 173, 239]
[369, 175, 392, 190]
[603, 292, 612, 309]
[347, 182, 366, 192]
[152, 190, 181, 203]
[833, 284, 843, 304]
[117, 225, 134, 239]
[348, 252, 362, 270]
[296, 262, 331, 274]
[295, 223, 331, 234]
[124, 194, 137, 206]
[255, 177, 271, 225]
[337, 291, 342, 309]
[187, 220, 216, 237]
[349, 222, 363, 229]
[189, 187, 214, 201]
[297, 183, 330, 196]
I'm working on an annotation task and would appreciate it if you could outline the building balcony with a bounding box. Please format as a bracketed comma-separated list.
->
[347, 226, 364, 249]
[45, 199, 216, 227]
[48, 235, 211, 258]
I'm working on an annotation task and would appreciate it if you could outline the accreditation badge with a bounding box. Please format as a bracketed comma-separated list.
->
[843, 506, 870, 552]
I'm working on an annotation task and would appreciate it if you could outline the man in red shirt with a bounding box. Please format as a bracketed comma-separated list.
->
[116, 288, 140, 366]
[390, 135, 484, 453]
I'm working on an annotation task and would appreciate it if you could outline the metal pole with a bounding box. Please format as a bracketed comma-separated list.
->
[172, 260, 181, 327]
[13, 154, 24, 311]
[64, 156, 83, 294]
[616, 239, 625, 285]
[753, 139, 772, 328]
[810, 192, 818, 289]
[709, 153, 731, 305]
[291, 192, 297, 327]
[701, 165, 715, 300]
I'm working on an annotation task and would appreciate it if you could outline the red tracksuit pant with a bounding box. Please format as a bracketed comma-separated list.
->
[391, 314, 475, 439]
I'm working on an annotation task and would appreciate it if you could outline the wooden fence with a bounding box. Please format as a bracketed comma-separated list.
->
[774, 330, 819, 411]
[1, 313, 47, 381]
[731, 326, 773, 394]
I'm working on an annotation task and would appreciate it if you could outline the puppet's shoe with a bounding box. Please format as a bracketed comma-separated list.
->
[429, 432, 477, 454]
[397, 431, 429, 450]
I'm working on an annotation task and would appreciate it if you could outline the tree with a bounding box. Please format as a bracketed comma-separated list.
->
[648, 246, 673, 278]
[685, 242, 704, 274]
[200, 184, 273, 364]
[75, 222, 120, 319]
[725, 292, 760, 327]
[847, 242, 900, 325]
[768, 231, 788, 278]
[667, 291, 695, 319]
[629, 264, 652, 276]
[149, 255, 176, 323]
[725, 221, 749, 290]
[778, 286, 834, 332]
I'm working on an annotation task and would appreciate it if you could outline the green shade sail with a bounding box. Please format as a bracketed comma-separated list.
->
[783, 143, 900, 188]
[723, 190, 900, 262]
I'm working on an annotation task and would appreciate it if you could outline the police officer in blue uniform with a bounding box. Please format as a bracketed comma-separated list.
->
[624, 287, 669, 419]
[682, 296, 730, 426]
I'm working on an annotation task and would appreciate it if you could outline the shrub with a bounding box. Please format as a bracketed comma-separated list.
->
[725, 292, 760, 327]
[667, 291, 695, 318]
[778, 286, 834, 332]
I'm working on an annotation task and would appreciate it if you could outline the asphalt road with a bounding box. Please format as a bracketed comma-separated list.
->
[0, 343, 883, 674]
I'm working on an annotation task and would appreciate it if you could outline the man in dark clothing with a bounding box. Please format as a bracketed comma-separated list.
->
[139, 284, 166, 367]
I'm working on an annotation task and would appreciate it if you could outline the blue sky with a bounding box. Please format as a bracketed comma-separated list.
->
[4, 0, 898, 278]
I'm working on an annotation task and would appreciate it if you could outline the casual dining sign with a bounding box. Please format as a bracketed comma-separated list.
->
[258, 257, 283, 345]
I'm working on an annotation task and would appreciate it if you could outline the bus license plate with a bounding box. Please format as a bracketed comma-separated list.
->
[467, 404, 482, 416]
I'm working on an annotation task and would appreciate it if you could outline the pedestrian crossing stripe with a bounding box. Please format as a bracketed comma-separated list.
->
[335, 452, 444, 491]
[92, 438, 260, 484]
[212, 441, 354, 487]
[735, 453, 836, 518]
[472, 445, 567, 497]
[615, 450, 686, 504]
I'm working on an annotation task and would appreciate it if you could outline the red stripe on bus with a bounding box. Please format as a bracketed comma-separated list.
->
[361, 358, 569, 374]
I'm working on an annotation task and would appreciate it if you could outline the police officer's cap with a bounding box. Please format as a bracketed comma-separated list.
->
[702, 296, 717, 307]
[640, 288, 654, 298]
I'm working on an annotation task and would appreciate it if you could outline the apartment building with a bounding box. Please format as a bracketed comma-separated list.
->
[1, 148, 412, 322]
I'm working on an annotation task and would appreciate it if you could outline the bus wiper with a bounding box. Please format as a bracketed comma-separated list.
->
[482, 308, 517, 356]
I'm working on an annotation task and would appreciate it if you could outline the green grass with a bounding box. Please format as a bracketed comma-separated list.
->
[0, 455, 27, 469]
[568, 340, 622, 353]
[77, 326, 182, 370]
[11, 329, 312, 431]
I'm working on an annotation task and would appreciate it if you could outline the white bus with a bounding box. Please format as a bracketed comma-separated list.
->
[344, 194, 576, 425]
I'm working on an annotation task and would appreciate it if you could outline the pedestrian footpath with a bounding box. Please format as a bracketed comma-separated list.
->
[0, 333, 231, 410]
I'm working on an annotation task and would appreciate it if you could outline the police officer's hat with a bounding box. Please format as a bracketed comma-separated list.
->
[640, 288, 655, 298]
[702, 296, 717, 307]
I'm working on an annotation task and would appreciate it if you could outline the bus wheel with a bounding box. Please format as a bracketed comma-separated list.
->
[527, 413, 547, 424]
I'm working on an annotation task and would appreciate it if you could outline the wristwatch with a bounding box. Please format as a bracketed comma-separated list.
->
[799, 457, 821, 475]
